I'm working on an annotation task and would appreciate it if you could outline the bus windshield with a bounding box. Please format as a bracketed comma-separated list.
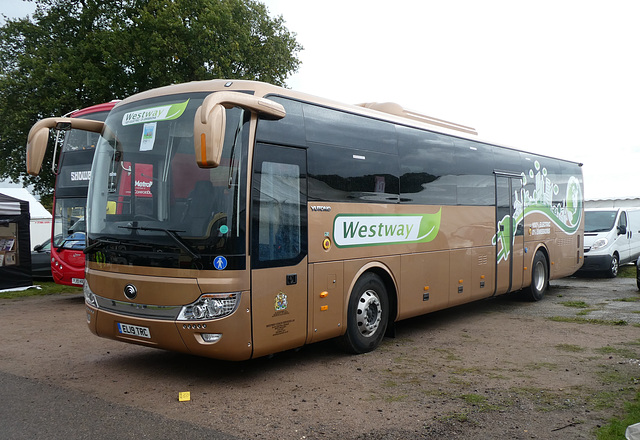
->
[53, 197, 86, 249]
[53, 112, 108, 251]
[584, 210, 617, 233]
[86, 93, 249, 270]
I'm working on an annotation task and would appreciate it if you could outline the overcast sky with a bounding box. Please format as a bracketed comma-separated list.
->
[3, 0, 639, 200]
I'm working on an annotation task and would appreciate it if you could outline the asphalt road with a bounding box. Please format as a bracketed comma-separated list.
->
[0, 370, 238, 440]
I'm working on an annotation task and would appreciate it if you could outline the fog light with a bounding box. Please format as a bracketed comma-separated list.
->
[201, 333, 222, 343]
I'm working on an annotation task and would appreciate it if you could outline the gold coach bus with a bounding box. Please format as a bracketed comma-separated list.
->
[26, 80, 583, 360]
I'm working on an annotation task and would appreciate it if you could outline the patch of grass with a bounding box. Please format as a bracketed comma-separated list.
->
[526, 362, 558, 371]
[422, 389, 448, 398]
[460, 393, 485, 404]
[383, 394, 408, 402]
[509, 387, 575, 411]
[382, 379, 398, 388]
[613, 297, 640, 302]
[595, 346, 638, 359]
[0, 282, 82, 299]
[548, 316, 628, 326]
[486, 372, 509, 380]
[618, 265, 636, 279]
[596, 368, 631, 385]
[596, 392, 640, 440]
[432, 348, 461, 361]
[589, 390, 628, 410]
[438, 411, 470, 423]
[556, 343, 585, 353]
[448, 377, 472, 386]
[560, 300, 590, 308]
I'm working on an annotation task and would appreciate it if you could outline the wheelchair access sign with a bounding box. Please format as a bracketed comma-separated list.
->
[213, 256, 227, 270]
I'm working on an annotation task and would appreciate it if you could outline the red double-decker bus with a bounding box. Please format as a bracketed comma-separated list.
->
[49, 101, 117, 286]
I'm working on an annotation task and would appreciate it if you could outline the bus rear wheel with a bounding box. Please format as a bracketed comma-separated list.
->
[340, 273, 389, 354]
[525, 251, 548, 302]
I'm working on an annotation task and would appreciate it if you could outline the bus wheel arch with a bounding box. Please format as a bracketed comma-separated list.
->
[339, 267, 397, 354]
[525, 246, 549, 302]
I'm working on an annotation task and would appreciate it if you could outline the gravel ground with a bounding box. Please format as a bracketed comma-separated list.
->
[1, 274, 639, 439]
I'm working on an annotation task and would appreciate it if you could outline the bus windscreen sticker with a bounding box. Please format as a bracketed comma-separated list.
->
[140, 122, 156, 151]
[122, 99, 189, 126]
[333, 210, 441, 248]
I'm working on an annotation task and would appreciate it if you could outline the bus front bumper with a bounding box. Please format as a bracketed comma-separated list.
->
[85, 292, 253, 361]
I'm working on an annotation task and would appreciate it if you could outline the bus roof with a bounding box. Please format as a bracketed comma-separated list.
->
[113, 79, 582, 167]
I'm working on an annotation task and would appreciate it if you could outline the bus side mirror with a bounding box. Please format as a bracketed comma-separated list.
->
[194, 103, 226, 168]
[26, 117, 105, 176]
[26, 118, 56, 175]
[193, 91, 286, 168]
[618, 225, 627, 235]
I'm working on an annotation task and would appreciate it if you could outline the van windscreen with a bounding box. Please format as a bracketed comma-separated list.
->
[584, 210, 617, 233]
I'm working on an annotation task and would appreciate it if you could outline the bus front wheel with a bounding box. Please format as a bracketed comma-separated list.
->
[340, 273, 389, 354]
[525, 251, 548, 302]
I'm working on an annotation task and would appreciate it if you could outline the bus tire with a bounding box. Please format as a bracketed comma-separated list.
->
[525, 251, 548, 302]
[340, 273, 389, 354]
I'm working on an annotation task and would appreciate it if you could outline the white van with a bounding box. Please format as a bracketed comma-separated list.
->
[581, 208, 640, 277]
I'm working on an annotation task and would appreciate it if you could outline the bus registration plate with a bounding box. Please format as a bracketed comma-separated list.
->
[117, 323, 151, 339]
[72, 278, 83, 286]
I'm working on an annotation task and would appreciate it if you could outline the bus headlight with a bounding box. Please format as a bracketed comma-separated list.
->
[591, 238, 608, 251]
[177, 293, 240, 321]
[84, 280, 99, 308]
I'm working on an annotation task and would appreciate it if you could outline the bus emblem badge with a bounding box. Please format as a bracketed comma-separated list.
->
[124, 284, 137, 300]
[275, 292, 288, 311]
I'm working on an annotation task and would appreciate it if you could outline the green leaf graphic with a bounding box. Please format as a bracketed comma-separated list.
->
[165, 99, 189, 121]
[417, 209, 441, 242]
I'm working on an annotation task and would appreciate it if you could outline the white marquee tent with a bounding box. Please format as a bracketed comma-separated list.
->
[0, 188, 52, 250]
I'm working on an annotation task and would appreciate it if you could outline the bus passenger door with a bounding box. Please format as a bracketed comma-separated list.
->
[250, 143, 308, 359]
[495, 175, 525, 295]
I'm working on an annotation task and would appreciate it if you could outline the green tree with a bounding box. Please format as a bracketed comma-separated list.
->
[0, 0, 302, 195]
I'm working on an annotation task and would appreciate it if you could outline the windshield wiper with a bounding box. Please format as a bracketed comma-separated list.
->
[83, 237, 124, 254]
[118, 225, 201, 260]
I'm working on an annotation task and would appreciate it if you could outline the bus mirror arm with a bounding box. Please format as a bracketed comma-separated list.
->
[194, 92, 286, 169]
[26, 117, 105, 176]
[198, 91, 286, 125]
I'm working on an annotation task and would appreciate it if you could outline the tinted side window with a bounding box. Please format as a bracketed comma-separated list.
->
[493, 147, 523, 175]
[303, 104, 397, 153]
[308, 145, 399, 203]
[304, 104, 399, 203]
[453, 138, 495, 206]
[397, 126, 456, 205]
[255, 96, 306, 146]
[251, 144, 307, 268]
